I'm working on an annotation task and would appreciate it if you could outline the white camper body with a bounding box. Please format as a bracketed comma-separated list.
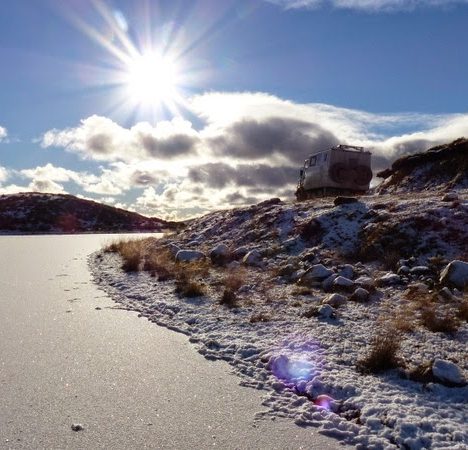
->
[296, 145, 372, 200]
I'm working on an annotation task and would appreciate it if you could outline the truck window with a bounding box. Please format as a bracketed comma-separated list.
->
[309, 156, 317, 167]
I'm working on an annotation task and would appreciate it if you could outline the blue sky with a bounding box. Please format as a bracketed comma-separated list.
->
[0, 0, 467, 218]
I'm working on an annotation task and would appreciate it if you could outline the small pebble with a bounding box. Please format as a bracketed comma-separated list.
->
[71, 423, 84, 432]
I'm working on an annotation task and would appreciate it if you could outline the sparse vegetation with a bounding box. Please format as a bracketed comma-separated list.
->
[420, 304, 460, 333]
[357, 326, 403, 374]
[104, 238, 148, 272]
[175, 271, 205, 297]
[219, 288, 237, 308]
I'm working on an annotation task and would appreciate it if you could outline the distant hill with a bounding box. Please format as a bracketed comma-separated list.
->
[0, 192, 177, 233]
[376, 137, 468, 193]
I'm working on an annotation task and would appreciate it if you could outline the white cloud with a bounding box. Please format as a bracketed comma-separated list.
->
[0, 166, 9, 184]
[41, 91, 468, 219]
[267, 0, 468, 11]
[42, 115, 199, 162]
[0, 126, 7, 142]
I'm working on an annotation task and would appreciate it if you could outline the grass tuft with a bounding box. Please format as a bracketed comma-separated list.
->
[357, 326, 403, 374]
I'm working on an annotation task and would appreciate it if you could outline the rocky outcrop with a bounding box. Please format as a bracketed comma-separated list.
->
[376, 138, 468, 193]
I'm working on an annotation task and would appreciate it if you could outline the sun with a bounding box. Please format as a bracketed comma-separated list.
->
[125, 52, 179, 105]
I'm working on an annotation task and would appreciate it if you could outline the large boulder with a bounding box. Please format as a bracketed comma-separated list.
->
[175, 249, 206, 262]
[432, 359, 466, 387]
[439, 260, 468, 289]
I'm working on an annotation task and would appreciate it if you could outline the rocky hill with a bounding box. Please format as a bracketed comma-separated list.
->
[376, 137, 468, 193]
[90, 138, 468, 449]
[0, 192, 174, 233]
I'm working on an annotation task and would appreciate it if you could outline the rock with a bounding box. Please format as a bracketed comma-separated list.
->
[318, 304, 335, 319]
[71, 423, 84, 432]
[322, 274, 338, 291]
[278, 264, 296, 277]
[209, 243, 230, 263]
[334, 196, 359, 206]
[442, 192, 458, 202]
[350, 287, 370, 302]
[338, 265, 354, 280]
[305, 264, 334, 280]
[376, 272, 401, 287]
[290, 269, 306, 282]
[233, 246, 249, 259]
[432, 359, 466, 387]
[398, 266, 410, 275]
[439, 287, 455, 301]
[410, 266, 430, 275]
[242, 250, 262, 267]
[332, 276, 354, 290]
[175, 249, 206, 262]
[299, 264, 334, 287]
[322, 293, 347, 308]
[354, 276, 375, 291]
[440, 260, 468, 289]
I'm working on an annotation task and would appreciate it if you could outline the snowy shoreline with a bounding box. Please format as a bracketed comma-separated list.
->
[90, 192, 467, 450]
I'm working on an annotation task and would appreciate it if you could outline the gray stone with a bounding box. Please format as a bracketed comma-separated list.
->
[322, 293, 347, 307]
[398, 266, 410, 275]
[333, 276, 354, 289]
[354, 276, 375, 290]
[304, 264, 334, 280]
[322, 274, 338, 291]
[350, 287, 370, 302]
[318, 304, 335, 319]
[432, 359, 466, 386]
[410, 266, 430, 275]
[242, 250, 263, 267]
[175, 249, 206, 262]
[376, 272, 401, 287]
[338, 264, 354, 280]
[440, 260, 468, 289]
[209, 243, 230, 262]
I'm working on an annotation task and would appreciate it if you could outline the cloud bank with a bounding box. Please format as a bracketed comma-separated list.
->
[26, 92, 468, 218]
[267, 0, 468, 12]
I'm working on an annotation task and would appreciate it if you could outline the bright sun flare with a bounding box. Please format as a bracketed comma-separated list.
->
[125, 52, 178, 105]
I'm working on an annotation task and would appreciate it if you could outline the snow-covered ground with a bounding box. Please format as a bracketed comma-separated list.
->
[90, 190, 468, 450]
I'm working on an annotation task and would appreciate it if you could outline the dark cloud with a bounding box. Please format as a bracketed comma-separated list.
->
[209, 117, 338, 163]
[139, 134, 198, 158]
[130, 170, 164, 186]
[188, 162, 298, 189]
[86, 134, 113, 155]
[224, 192, 259, 206]
[370, 138, 436, 172]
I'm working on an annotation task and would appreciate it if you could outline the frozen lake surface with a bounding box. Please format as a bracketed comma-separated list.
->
[0, 234, 342, 449]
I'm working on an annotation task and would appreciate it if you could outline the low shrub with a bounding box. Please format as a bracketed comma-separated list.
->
[103, 239, 146, 272]
[175, 272, 205, 297]
[219, 288, 237, 308]
[420, 304, 460, 333]
[357, 327, 403, 374]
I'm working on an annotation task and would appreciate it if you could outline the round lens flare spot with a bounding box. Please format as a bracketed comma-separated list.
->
[125, 52, 178, 104]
